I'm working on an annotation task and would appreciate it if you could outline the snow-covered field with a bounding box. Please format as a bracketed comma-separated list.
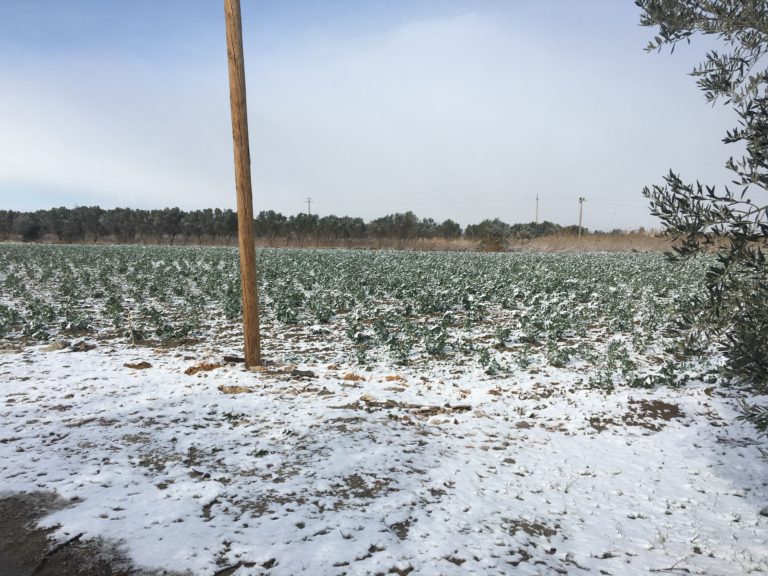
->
[1, 245, 767, 575]
[2, 340, 767, 575]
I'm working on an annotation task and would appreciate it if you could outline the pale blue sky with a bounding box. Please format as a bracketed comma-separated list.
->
[0, 1, 737, 229]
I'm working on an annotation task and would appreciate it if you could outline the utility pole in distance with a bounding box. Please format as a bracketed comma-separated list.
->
[535, 194, 539, 225]
[578, 197, 585, 238]
[306, 196, 312, 216]
[225, 0, 261, 368]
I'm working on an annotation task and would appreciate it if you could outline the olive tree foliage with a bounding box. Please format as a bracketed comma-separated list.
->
[637, 0, 768, 386]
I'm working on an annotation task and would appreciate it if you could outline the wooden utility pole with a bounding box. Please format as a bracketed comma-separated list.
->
[306, 196, 312, 216]
[578, 197, 585, 238]
[535, 194, 539, 225]
[225, 0, 261, 367]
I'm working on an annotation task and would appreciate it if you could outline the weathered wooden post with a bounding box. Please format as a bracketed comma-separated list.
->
[224, 0, 261, 367]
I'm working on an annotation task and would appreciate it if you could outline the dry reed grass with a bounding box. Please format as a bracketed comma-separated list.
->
[20, 232, 672, 253]
[258, 234, 671, 252]
[517, 232, 671, 252]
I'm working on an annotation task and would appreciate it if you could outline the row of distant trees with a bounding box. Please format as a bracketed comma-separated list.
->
[0, 206, 613, 246]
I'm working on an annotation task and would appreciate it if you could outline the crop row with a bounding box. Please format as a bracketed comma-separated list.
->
[0, 244, 711, 389]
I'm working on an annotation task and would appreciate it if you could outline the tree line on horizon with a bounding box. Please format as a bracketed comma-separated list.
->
[0, 206, 635, 247]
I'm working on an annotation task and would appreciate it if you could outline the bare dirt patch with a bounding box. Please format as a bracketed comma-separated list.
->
[218, 385, 254, 394]
[0, 491, 183, 576]
[502, 517, 558, 538]
[590, 399, 684, 433]
[623, 399, 684, 431]
[184, 362, 222, 376]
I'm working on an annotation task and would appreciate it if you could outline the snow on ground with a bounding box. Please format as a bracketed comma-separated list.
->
[1, 341, 767, 576]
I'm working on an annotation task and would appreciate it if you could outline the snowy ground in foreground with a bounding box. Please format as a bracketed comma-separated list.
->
[1, 341, 766, 576]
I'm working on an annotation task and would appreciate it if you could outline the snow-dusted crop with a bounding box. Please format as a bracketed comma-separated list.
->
[0, 244, 712, 389]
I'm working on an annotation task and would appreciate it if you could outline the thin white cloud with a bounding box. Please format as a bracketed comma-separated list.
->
[0, 10, 739, 229]
[0, 58, 233, 209]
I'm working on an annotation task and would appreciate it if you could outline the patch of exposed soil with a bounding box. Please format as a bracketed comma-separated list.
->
[0, 491, 184, 576]
[389, 518, 413, 540]
[218, 384, 254, 394]
[623, 399, 684, 431]
[184, 362, 222, 376]
[124, 361, 151, 370]
[502, 517, 558, 538]
[590, 400, 684, 433]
